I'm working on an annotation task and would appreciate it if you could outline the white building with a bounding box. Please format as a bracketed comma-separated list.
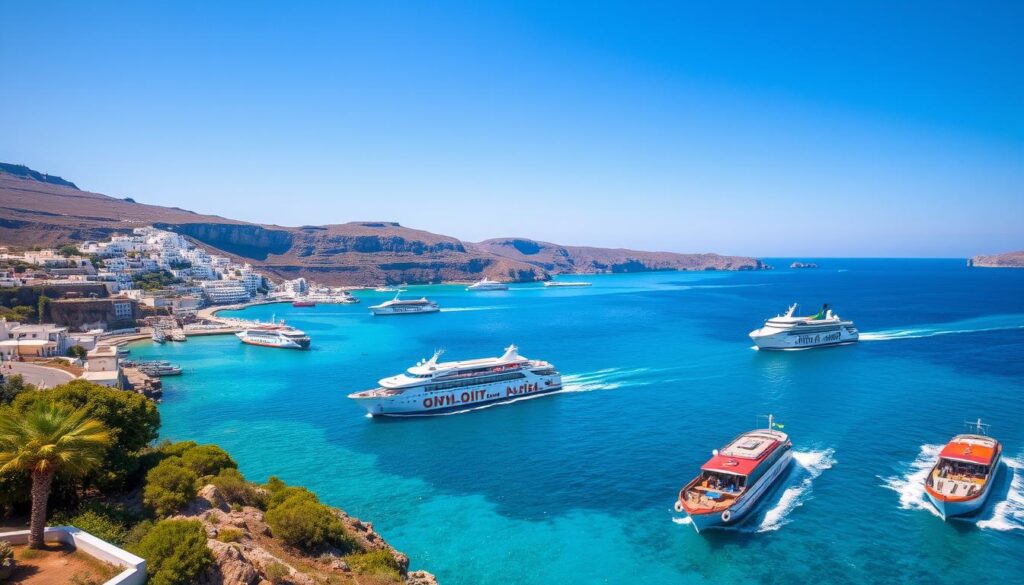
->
[0, 323, 71, 359]
[200, 280, 251, 304]
[81, 344, 121, 387]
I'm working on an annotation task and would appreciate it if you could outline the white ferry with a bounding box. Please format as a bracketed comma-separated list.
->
[348, 345, 562, 416]
[466, 278, 508, 291]
[544, 281, 592, 288]
[749, 303, 858, 350]
[236, 324, 311, 349]
[369, 292, 439, 315]
[305, 290, 359, 304]
[675, 415, 794, 532]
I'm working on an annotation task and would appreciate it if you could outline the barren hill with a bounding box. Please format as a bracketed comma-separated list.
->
[969, 251, 1024, 268]
[0, 165, 767, 284]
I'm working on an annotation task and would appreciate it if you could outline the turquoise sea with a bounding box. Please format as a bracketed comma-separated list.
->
[130, 260, 1024, 584]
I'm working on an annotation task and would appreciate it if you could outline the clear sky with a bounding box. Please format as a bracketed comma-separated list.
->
[1, 1, 1021, 257]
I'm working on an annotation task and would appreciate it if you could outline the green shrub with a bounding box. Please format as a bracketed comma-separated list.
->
[264, 560, 290, 584]
[210, 468, 263, 508]
[264, 493, 354, 552]
[143, 458, 199, 517]
[0, 541, 14, 572]
[122, 520, 154, 548]
[130, 519, 213, 585]
[346, 549, 402, 580]
[159, 440, 198, 458]
[180, 444, 236, 477]
[267, 485, 317, 511]
[216, 528, 244, 543]
[51, 508, 128, 545]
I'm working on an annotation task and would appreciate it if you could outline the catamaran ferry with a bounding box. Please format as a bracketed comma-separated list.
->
[236, 324, 311, 349]
[925, 420, 1002, 520]
[347, 345, 562, 416]
[369, 292, 439, 315]
[749, 303, 858, 350]
[675, 416, 794, 532]
[467, 278, 509, 291]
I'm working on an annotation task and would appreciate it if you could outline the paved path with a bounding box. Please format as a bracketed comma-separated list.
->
[2, 362, 75, 389]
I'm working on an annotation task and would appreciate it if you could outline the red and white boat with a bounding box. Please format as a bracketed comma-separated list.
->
[675, 415, 793, 532]
[924, 420, 1002, 520]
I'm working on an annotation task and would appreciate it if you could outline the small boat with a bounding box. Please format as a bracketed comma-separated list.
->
[749, 303, 858, 350]
[292, 299, 316, 307]
[369, 292, 439, 316]
[116, 346, 130, 356]
[140, 364, 183, 377]
[543, 281, 592, 288]
[467, 278, 508, 291]
[375, 286, 399, 293]
[675, 415, 794, 532]
[925, 419, 1002, 520]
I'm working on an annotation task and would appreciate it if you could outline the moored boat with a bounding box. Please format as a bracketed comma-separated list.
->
[749, 303, 858, 350]
[236, 324, 311, 349]
[543, 281, 592, 288]
[467, 278, 508, 291]
[924, 420, 1002, 520]
[347, 345, 561, 416]
[675, 415, 794, 532]
[369, 292, 439, 315]
[292, 299, 316, 307]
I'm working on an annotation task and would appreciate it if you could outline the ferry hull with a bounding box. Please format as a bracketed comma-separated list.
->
[369, 307, 440, 316]
[749, 327, 858, 350]
[684, 448, 794, 533]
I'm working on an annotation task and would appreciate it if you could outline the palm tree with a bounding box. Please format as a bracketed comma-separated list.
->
[0, 403, 110, 548]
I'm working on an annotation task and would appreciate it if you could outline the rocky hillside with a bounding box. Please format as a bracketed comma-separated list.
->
[473, 238, 766, 273]
[0, 164, 767, 284]
[969, 251, 1024, 268]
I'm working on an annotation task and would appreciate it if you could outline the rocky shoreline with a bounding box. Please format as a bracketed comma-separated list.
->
[969, 251, 1024, 268]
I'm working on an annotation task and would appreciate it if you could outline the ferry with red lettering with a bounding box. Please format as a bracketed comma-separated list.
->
[347, 345, 561, 417]
[674, 415, 793, 532]
[924, 419, 1002, 520]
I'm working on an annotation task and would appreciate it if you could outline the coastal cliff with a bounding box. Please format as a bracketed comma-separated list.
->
[0, 163, 768, 284]
[969, 251, 1024, 268]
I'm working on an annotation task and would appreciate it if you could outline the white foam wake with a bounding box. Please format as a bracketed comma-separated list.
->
[879, 443, 943, 518]
[977, 456, 1024, 531]
[439, 305, 508, 313]
[671, 516, 692, 525]
[757, 449, 836, 532]
[861, 314, 1024, 341]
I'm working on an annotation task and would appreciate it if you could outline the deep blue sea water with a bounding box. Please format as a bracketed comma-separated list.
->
[131, 260, 1024, 584]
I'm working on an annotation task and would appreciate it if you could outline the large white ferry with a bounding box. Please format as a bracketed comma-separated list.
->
[675, 416, 794, 532]
[347, 345, 562, 416]
[466, 278, 508, 291]
[544, 281, 592, 288]
[236, 324, 311, 349]
[749, 303, 858, 350]
[369, 292, 439, 315]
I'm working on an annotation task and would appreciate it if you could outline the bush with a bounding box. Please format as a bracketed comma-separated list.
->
[0, 374, 31, 405]
[0, 540, 14, 572]
[180, 444, 236, 477]
[51, 508, 128, 545]
[143, 458, 199, 517]
[216, 528, 244, 543]
[346, 549, 402, 580]
[130, 519, 213, 585]
[264, 493, 354, 552]
[122, 520, 154, 548]
[67, 344, 88, 359]
[264, 560, 290, 584]
[267, 485, 317, 511]
[210, 468, 262, 507]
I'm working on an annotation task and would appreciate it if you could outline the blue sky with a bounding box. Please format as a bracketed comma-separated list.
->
[1, 1, 1021, 256]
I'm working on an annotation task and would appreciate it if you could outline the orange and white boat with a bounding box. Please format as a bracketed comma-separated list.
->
[674, 415, 793, 532]
[924, 420, 1002, 520]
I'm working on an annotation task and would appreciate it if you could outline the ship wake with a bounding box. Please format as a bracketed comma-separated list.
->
[861, 314, 1024, 342]
[755, 449, 836, 532]
[879, 443, 944, 518]
[439, 305, 510, 313]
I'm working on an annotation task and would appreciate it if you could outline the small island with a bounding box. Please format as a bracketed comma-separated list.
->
[789, 261, 819, 269]
[968, 251, 1024, 268]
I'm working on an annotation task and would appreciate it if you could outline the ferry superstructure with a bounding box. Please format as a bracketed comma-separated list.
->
[236, 324, 311, 349]
[675, 416, 794, 532]
[467, 278, 508, 291]
[749, 303, 858, 350]
[369, 292, 439, 315]
[925, 420, 1002, 520]
[347, 345, 562, 416]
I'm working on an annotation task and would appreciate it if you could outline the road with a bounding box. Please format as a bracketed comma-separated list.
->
[2, 361, 76, 389]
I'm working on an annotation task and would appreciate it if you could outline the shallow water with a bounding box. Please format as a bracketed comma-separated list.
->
[132, 259, 1024, 584]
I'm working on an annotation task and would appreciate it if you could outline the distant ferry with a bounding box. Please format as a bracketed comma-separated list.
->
[369, 292, 439, 315]
[347, 345, 562, 416]
[675, 416, 793, 532]
[925, 420, 1002, 520]
[467, 278, 508, 291]
[749, 303, 858, 350]
[236, 324, 311, 349]
[375, 286, 400, 293]
[305, 290, 359, 304]
[544, 281, 592, 288]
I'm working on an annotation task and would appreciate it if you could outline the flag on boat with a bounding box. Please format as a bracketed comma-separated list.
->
[772, 422, 785, 429]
